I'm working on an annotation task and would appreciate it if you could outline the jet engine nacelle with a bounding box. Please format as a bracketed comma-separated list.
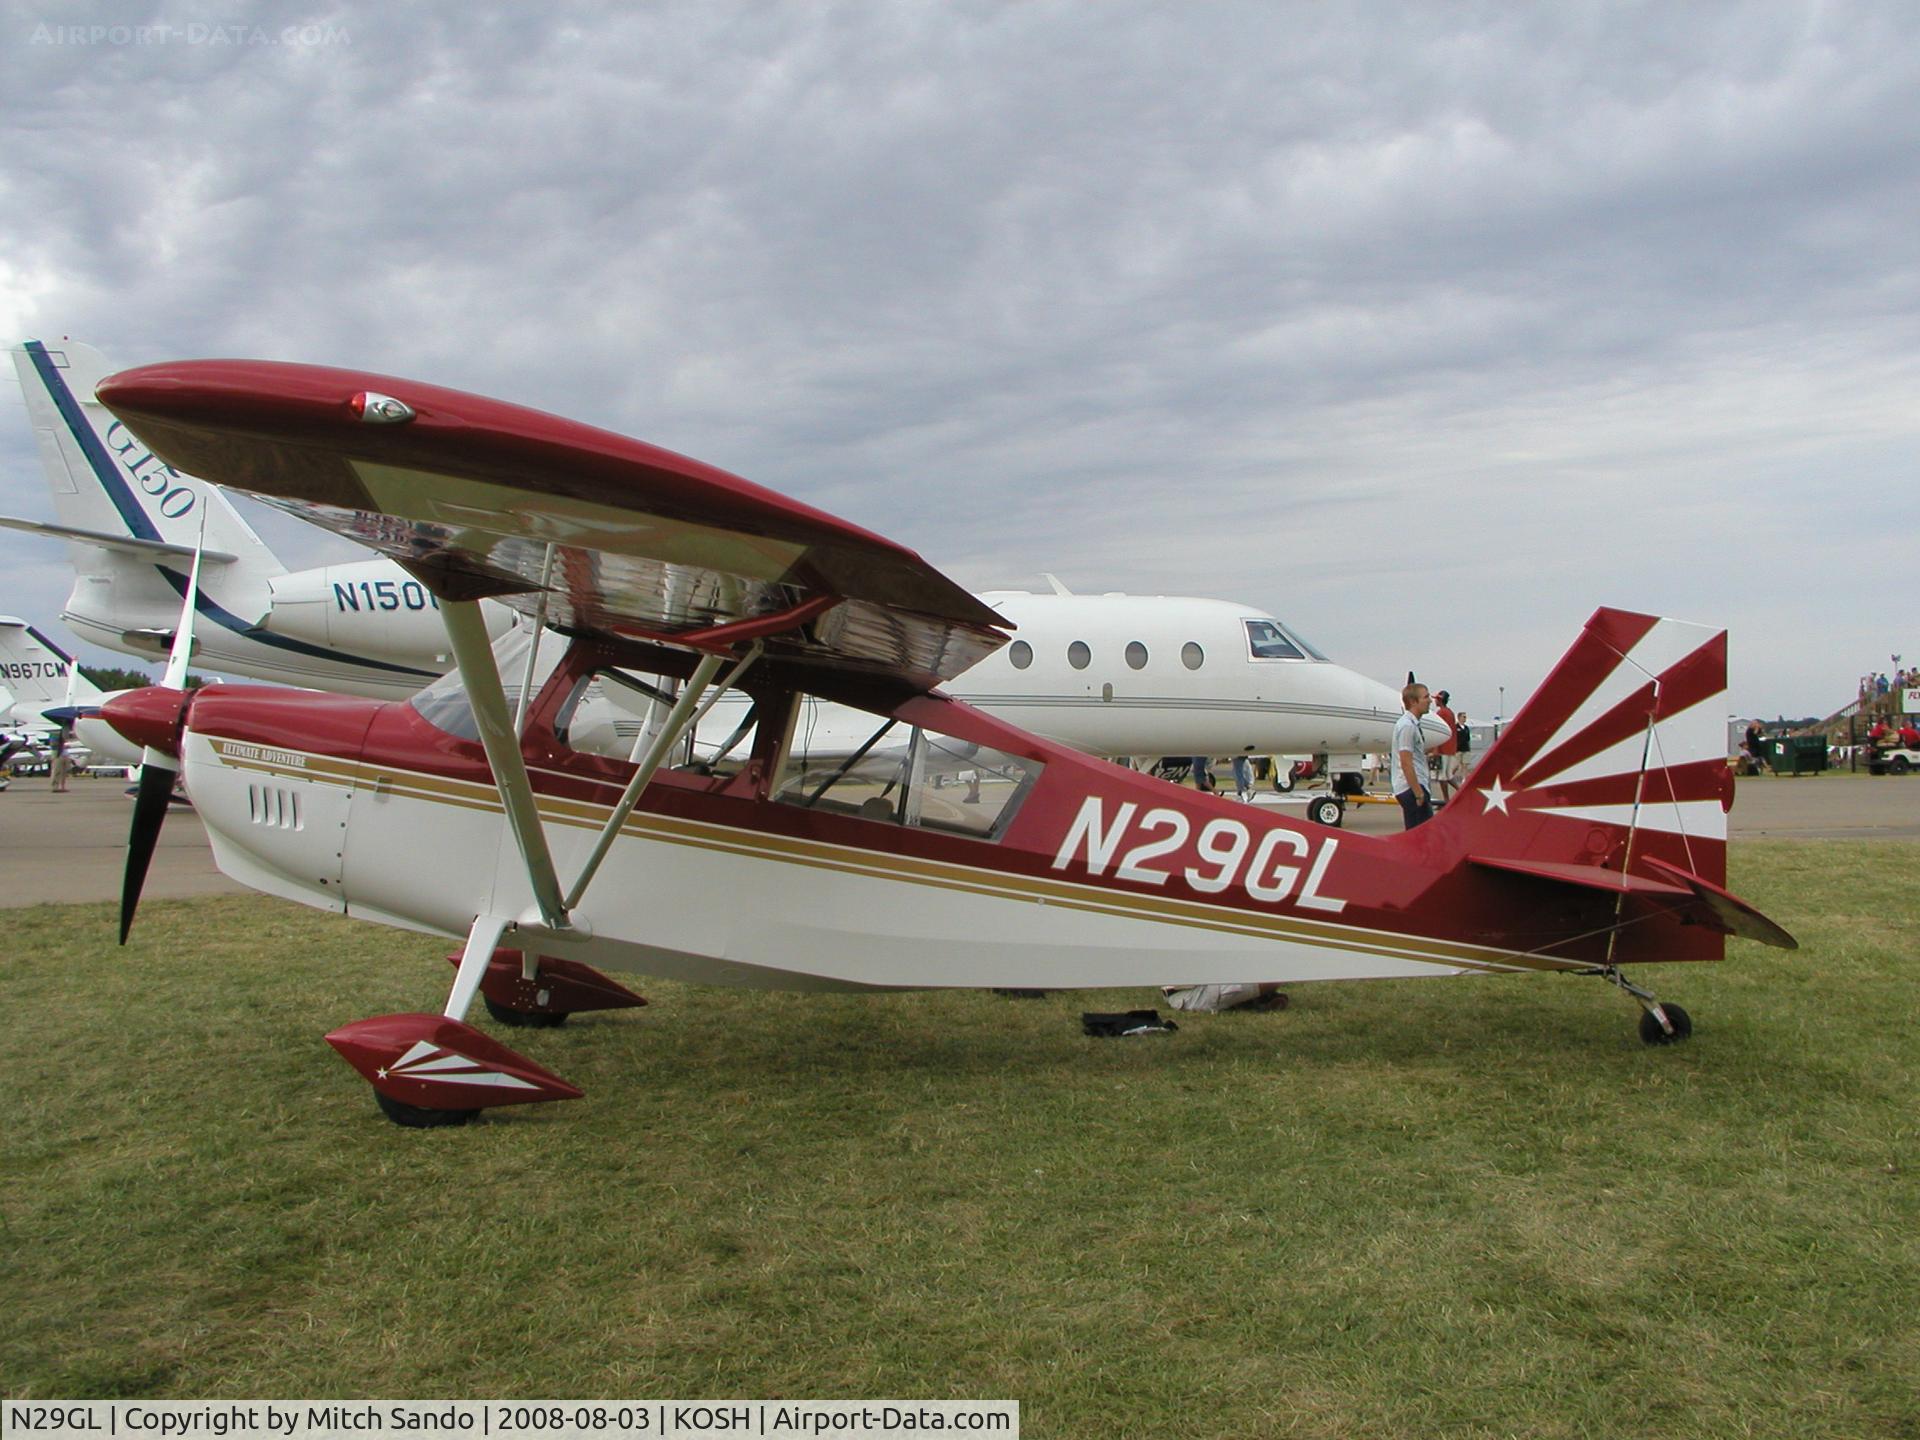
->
[265, 560, 510, 667]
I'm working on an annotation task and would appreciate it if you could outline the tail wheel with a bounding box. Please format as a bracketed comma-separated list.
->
[1638, 1003, 1693, 1046]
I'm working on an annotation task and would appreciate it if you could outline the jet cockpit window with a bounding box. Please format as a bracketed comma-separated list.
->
[774, 708, 1043, 842]
[1243, 619, 1327, 662]
[409, 624, 564, 741]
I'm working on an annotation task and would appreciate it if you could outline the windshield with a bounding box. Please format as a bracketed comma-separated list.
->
[409, 624, 565, 740]
[1244, 618, 1328, 662]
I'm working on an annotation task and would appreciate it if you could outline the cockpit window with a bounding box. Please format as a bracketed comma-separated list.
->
[409, 624, 563, 740]
[775, 709, 1043, 841]
[1244, 620, 1303, 660]
[1244, 619, 1327, 662]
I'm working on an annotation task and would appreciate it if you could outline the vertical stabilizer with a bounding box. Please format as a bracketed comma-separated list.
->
[0, 617, 103, 712]
[11, 340, 287, 609]
[1439, 608, 1734, 891]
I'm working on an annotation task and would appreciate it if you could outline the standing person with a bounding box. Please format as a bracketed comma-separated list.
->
[1430, 689, 1461, 803]
[1393, 683, 1435, 829]
[49, 726, 70, 793]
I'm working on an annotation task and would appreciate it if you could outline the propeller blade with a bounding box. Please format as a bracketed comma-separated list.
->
[159, 514, 207, 691]
[120, 755, 178, 945]
[119, 515, 206, 944]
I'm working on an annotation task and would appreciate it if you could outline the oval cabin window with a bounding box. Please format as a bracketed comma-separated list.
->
[1068, 641, 1092, 670]
[1125, 641, 1148, 670]
[1009, 640, 1033, 669]
[1182, 642, 1204, 670]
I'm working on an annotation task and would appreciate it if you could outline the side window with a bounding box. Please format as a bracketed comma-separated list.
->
[1067, 641, 1091, 670]
[1124, 641, 1148, 670]
[554, 668, 756, 778]
[1009, 640, 1033, 669]
[776, 711, 1044, 841]
[1244, 620, 1305, 660]
[1181, 642, 1204, 670]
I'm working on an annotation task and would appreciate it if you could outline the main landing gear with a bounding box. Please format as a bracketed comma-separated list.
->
[325, 918, 648, 1128]
[1595, 966, 1694, 1046]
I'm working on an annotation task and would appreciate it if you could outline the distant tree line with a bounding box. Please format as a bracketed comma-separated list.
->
[80, 665, 213, 691]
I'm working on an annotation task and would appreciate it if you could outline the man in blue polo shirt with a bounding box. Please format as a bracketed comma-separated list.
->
[1394, 682, 1435, 829]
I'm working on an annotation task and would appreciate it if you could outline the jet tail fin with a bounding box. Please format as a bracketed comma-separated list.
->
[10, 340, 284, 580]
[0, 617, 103, 711]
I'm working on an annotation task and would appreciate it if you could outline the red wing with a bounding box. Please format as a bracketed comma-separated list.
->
[95, 360, 1009, 690]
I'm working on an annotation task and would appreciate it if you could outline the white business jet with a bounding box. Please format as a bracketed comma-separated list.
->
[7, 340, 1422, 777]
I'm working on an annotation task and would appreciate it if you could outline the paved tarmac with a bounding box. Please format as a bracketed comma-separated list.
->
[0, 768, 1910, 910]
[0, 776, 250, 909]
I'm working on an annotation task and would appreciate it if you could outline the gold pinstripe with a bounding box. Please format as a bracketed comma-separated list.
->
[205, 739, 1586, 976]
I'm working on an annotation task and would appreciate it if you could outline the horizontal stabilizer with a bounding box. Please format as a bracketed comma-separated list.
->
[1469, 853, 1798, 950]
[1641, 857, 1799, 950]
[1468, 854, 1693, 899]
[0, 513, 237, 564]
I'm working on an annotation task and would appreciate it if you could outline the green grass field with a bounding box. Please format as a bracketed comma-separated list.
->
[2, 842, 1915, 1437]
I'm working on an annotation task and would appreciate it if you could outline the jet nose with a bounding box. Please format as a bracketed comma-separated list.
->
[1361, 673, 1403, 721]
[101, 686, 193, 757]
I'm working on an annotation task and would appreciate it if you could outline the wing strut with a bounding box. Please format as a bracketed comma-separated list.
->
[562, 641, 766, 911]
[440, 598, 571, 932]
[512, 543, 558, 737]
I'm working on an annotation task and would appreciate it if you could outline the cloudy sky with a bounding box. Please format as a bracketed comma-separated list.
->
[3, 0, 1916, 721]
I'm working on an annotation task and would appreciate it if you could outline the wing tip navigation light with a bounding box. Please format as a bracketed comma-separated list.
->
[351, 391, 415, 424]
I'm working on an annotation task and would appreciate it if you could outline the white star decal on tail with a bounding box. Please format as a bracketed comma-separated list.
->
[1481, 777, 1513, 815]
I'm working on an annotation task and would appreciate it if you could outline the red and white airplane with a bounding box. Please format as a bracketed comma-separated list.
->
[96, 358, 1795, 1128]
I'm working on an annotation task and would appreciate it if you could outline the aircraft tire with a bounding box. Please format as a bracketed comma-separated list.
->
[1271, 768, 1295, 794]
[1308, 797, 1343, 827]
[1638, 1003, 1693, 1046]
[375, 1091, 478, 1128]
[484, 995, 568, 1028]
